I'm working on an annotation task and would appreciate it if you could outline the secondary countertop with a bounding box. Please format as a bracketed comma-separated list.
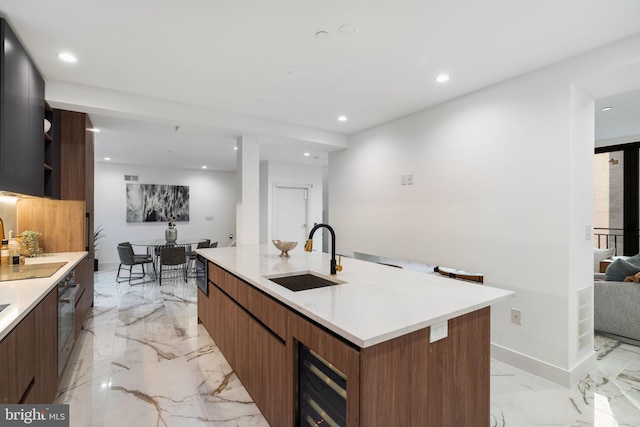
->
[0, 252, 87, 341]
[197, 245, 514, 348]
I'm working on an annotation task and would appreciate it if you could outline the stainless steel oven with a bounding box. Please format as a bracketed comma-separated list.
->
[195, 254, 208, 296]
[58, 270, 79, 376]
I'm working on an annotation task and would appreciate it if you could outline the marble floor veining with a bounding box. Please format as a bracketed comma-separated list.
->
[55, 269, 640, 426]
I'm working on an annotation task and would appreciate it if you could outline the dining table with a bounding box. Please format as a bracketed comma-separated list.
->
[130, 238, 208, 277]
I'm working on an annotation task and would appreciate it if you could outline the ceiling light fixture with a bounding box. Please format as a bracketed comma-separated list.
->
[304, 152, 311, 157]
[601, 106, 613, 111]
[338, 115, 348, 122]
[436, 74, 450, 83]
[202, 166, 208, 169]
[315, 31, 329, 39]
[338, 24, 357, 35]
[58, 52, 77, 63]
[234, 146, 238, 151]
[87, 128, 100, 133]
[104, 157, 111, 161]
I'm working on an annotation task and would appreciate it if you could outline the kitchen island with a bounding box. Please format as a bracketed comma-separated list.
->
[196, 245, 513, 427]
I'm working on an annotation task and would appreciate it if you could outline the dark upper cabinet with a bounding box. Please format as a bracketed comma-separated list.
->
[0, 18, 45, 197]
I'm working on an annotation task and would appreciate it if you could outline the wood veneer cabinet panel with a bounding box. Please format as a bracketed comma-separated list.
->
[359, 308, 490, 427]
[74, 256, 93, 336]
[24, 288, 58, 404]
[246, 284, 287, 339]
[59, 110, 88, 201]
[0, 312, 35, 404]
[262, 329, 287, 426]
[16, 199, 86, 252]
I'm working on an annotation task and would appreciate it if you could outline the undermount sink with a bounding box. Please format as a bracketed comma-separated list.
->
[266, 272, 345, 292]
[0, 304, 9, 313]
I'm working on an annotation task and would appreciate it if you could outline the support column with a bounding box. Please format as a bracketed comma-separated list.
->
[236, 135, 260, 246]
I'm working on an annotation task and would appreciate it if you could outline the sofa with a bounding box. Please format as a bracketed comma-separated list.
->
[593, 248, 640, 345]
[594, 280, 640, 345]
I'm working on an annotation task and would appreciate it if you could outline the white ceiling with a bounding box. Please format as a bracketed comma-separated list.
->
[1, 0, 640, 169]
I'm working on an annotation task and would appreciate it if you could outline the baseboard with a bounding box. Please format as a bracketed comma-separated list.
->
[491, 343, 596, 388]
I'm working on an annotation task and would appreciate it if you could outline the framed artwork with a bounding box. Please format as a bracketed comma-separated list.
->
[126, 184, 190, 223]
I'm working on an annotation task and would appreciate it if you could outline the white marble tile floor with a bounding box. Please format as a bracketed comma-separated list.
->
[55, 269, 640, 426]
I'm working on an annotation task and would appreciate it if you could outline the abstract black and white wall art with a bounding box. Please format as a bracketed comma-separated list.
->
[126, 184, 190, 223]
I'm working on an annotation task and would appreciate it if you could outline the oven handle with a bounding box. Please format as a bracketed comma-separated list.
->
[60, 284, 80, 303]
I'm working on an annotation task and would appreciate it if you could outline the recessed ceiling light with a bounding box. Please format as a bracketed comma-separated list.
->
[601, 106, 613, 111]
[234, 146, 238, 151]
[58, 52, 77, 63]
[338, 115, 348, 122]
[436, 74, 450, 83]
[304, 152, 311, 157]
[315, 31, 329, 39]
[87, 128, 100, 133]
[201, 165, 208, 169]
[104, 157, 111, 161]
[286, 70, 303, 80]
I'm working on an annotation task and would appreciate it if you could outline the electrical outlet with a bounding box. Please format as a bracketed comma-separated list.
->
[407, 174, 414, 185]
[430, 320, 448, 343]
[511, 308, 522, 325]
[401, 175, 407, 185]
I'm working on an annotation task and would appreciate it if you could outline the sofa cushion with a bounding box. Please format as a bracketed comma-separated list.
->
[604, 258, 640, 281]
[594, 247, 615, 272]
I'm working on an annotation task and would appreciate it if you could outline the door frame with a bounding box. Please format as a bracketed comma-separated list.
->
[272, 182, 312, 243]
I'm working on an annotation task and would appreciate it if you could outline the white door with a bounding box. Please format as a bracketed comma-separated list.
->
[274, 186, 308, 244]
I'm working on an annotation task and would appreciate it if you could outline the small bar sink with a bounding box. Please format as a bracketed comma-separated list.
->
[266, 272, 345, 292]
[0, 304, 9, 313]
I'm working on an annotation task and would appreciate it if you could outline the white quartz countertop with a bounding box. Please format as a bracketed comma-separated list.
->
[197, 246, 514, 348]
[0, 252, 87, 341]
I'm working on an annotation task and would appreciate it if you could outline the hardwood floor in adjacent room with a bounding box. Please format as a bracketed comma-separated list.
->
[55, 269, 640, 426]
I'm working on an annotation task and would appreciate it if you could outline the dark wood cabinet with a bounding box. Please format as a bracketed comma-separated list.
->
[0, 18, 45, 196]
[204, 264, 288, 425]
[0, 310, 35, 404]
[24, 288, 58, 404]
[74, 256, 94, 337]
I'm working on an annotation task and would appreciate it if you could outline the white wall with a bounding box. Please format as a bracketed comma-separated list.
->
[329, 34, 640, 386]
[260, 161, 324, 250]
[95, 162, 236, 268]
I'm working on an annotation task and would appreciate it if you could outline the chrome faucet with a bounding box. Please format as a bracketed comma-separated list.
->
[304, 223, 343, 275]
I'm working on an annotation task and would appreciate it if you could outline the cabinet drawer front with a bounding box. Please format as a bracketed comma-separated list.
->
[246, 285, 287, 340]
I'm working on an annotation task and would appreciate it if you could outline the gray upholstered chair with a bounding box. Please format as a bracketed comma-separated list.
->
[158, 245, 187, 285]
[187, 239, 211, 273]
[119, 241, 153, 263]
[116, 244, 156, 285]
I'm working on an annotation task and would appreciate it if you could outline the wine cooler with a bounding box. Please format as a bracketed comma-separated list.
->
[297, 343, 347, 427]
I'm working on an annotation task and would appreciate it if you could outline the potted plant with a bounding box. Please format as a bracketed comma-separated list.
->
[93, 225, 105, 271]
[19, 230, 43, 257]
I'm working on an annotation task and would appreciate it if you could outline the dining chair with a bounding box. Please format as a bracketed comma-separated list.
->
[187, 239, 211, 274]
[119, 241, 153, 263]
[116, 244, 156, 285]
[158, 245, 187, 285]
